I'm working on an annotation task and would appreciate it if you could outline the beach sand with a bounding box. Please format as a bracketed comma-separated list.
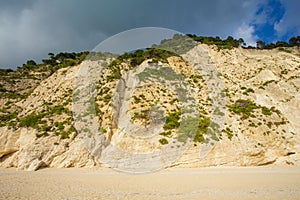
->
[0, 166, 300, 200]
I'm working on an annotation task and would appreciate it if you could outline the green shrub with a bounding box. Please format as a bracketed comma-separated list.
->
[159, 138, 169, 145]
[281, 69, 289, 75]
[49, 105, 66, 115]
[193, 116, 210, 143]
[163, 111, 181, 130]
[190, 74, 203, 83]
[0, 112, 17, 124]
[98, 87, 110, 96]
[193, 132, 205, 143]
[270, 107, 281, 115]
[59, 125, 76, 139]
[228, 99, 259, 119]
[102, 94, 111, 103]
[107, 48, 177, 79]
[54, 121, 65, 130]
[267, 122, 273, 128]
[261, 106, 272, 115]
[60, 131, 69, 139]
[224, 127, 234, 140]
[278, 47, 292, 53]
[19, 113, 44, 128]
[40, 125, 51, 132]
[159, 131, 172, 137]
[263, 80, 275, 86]
[186, 34, 243, 50]
[131, 110, 150, 121]
[133, 96, 141, 104]
[246, 88, 255, 93]
[274, 120, 287, 126]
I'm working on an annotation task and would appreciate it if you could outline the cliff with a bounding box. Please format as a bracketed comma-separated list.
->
[0, 44, 299, 171]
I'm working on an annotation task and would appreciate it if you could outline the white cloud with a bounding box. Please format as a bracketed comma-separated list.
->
[275, 0, 300, 37]
[234, 23, 258, 46]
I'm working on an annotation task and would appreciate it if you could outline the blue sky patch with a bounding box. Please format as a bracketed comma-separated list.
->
[252, 0, 285, 43]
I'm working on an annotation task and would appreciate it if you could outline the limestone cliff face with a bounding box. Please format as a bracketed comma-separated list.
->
[172, 45, 300, 167]
[0, 66, 101, 170]
[0, 44, 299, 170]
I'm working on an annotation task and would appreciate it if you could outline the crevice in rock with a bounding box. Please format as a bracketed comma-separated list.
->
[258, 159, 276, 166]
[286, 152, 296, 156]
[0, 150, 17, 162]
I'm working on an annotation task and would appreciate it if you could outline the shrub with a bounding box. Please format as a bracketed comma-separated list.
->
[133, 96, 141, 104]
[193, 116, 210, 143]
[228, 99, 259, 119]
[163, 111, 181, 130]
[131, 110, 149, 121]
[159, 131, 172, 137]
[159, 138, 169, 145]
[40, 125, 51, 132]
[263, 80, 275, 86]
[246, 88, 255, 93]
[49, 105, 66, 115]
[193, 132, 205, 143]
[270, 107, 281, 115]
[54, 121, 65, 130]
[0, 112, 17, 123]
[60, 131, 69, 139]
[267, 122, 273, 128]
[261, 106, 272, 115]
[281, 69, 289, 75]
[19, 113, 46, 128]
[102, 94, 111, 103]
[224, 127, 233, 140]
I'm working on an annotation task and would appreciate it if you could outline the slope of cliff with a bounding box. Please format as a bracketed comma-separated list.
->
[0, 44, 299, 171]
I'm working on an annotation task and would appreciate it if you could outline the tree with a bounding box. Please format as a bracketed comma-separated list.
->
[238, 38, 246, 46]
[26, 60, 36, 66]
[48, 53, 54, 58]
[289, 36, 300, 46]
[22, 59, 37, 70]
[275, 41, 288, 47]
[226, 36, 234, 42]
[264, 43, 276, 49]
[256, 40, 265, 49]
[215, 36, 222, 42]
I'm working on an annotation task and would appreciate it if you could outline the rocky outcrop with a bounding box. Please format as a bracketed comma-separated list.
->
[0, 127, 100, 170]
[0, 44, 299, 170]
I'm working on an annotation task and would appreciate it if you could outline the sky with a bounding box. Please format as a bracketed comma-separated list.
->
[0, 0, 299, 69]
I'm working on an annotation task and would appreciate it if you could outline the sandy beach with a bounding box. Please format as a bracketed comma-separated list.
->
[0, 166, 300, 200]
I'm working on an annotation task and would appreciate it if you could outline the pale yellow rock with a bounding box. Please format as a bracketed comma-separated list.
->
[0, 44, 299, 170]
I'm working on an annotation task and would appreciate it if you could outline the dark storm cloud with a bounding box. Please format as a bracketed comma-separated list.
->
[0, 0, 263, 69]
[0, 0, 36, 11]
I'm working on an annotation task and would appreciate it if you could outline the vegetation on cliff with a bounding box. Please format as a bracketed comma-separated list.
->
[0, 33, 298, 143]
